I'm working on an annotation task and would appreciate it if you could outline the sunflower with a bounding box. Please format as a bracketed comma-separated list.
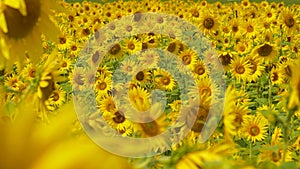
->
[241, 19, 261, 38]
[245, 55, 265, 82]
[128, 86, 151, 112]
[271, 127, 282, 145]
[225, 104, 250, 138]
[218, 51, 234, 71]
[263, 7, 277, 22]
[234, 40, 250, 55]
[107, 42, 124, 60]
[122, 37, 142, 54]
[178, 49, 197, 69]
[230, 56, 252, 82]
[132, 69, 151, 84]
[21, 62, 37, 81]
[258, 146, 294, 166]
[145, 34, 160, 49]
[133, 103, 169, 138]
[102, 110, 134, 136]
[280, 8, 299, 34]
[187, 6, 201, 22]
[229, 18, 242, 35]
[252, 42, 278, 63]
[56, 33, 72, 51]
[4, 73, 26, 93]
[270, 67, 285, 85]
[45, 85, 66, 111]
[165, 40, 186, 55]
[140, 50, 160, 69]
[98, 95, 117, 116]
[192, 60, 208, 78]
[198, 11, 219, 35]
[120, 58, 138, 76]
[94, 74, 112, 98]
[37, 52, 65, 103]
[96, 65, 112, 79]
[241, 115, 268, 143]
[192, 76, 220, 102]
[0, 0, 66, 69]
[154, 68, 176, 91]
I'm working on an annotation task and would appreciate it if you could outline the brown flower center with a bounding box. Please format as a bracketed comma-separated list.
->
[126, 25, 132, 32]
[191, 10, 199, 17]
[167, 42, 176, 53]
[71, 45, 77, 51]
[113, 111, 125, 123]
[40, 73, 55, 100]
[235, 65, 246, 74]
[272, 72, 279, 82]
[232, 25, 239, 32]
[248, 125, 260, 136]
[200, 87, 211, 96]
[140, 121, 159, 137]
[128, 42, 135, 50]
[284, 16, 295, 28]
[161, 77, 170, 85]
[182, 54, 192, 65]
[257, 44, 273, 57]
[59, 37, 67, 45]
[97, 82, 107, 90]
[109, 44, 121, 55]
[29, 69, 36, 78]
[195, 65, 205, 75]
[82, 28, 90, 36]
[267, 12, 272, 18]
[246, 25, 254, 33]
[203, 18, 214, 29]
[3, 0, 41, 38]
[136, 71, 145, 81]
[219, 54, 232, 66]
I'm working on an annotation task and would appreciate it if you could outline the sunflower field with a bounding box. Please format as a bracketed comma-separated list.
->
[0, 0, 300, 168]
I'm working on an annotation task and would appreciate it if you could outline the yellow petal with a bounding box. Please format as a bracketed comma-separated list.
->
[39, 81, 49, 88]
[0, 38, 9, 59]
[0, 12, 8, 33]
[37, 87, 43, 99]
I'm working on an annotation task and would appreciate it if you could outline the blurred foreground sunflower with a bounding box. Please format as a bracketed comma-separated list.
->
[0, 0, 66, 70]
[0, 96, 133, 169]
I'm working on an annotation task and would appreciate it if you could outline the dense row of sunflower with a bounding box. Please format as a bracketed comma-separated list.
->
[0, 0, 300, 168]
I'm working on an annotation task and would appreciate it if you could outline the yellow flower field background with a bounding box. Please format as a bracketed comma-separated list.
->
[0, 0, 300, 168]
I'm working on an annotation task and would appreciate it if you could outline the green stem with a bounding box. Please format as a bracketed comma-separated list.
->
[249, 142, 252, 159]
[268, 78, 272, 108]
